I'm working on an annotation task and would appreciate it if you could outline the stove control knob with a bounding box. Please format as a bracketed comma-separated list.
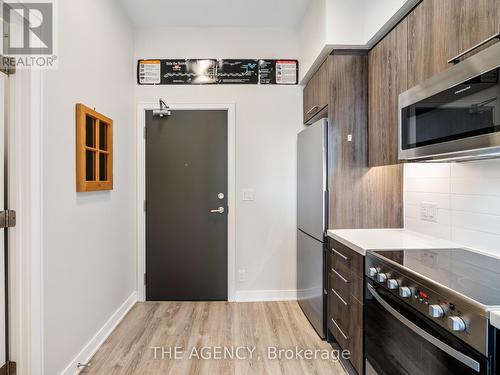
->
[368, 267, 378, 277]
[429, 304, 445, 318]
[399, 287, 412, 298]
[448, 316, 466, 332]
[377, 273, 387, 283]
[387, 279, 399, 290]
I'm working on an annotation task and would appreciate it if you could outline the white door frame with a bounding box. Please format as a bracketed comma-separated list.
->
[136, 102, 236, 302]
[7, 67, 44, 375]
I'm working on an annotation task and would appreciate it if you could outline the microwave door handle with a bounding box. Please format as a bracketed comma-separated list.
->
[367, 284, 481, 373]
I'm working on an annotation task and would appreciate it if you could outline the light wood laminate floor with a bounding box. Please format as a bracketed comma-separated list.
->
[82, 301, 348, 375]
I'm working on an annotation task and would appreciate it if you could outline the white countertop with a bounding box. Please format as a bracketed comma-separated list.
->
[327, 228, 459, 256]
[491, 311, 500, 330]
[327, 228, 500, 329]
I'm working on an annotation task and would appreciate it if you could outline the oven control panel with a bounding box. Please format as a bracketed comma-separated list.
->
[366, 253, 490, 356]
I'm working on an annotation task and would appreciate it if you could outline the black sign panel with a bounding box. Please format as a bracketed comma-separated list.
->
[217, 60, 259, 84]
[137, 59, 298, 85]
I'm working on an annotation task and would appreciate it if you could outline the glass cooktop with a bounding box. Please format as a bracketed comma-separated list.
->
[370, 248, 500, 307]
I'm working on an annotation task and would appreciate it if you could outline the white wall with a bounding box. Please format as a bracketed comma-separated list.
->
[298, 0, 327, 82]
[134, 27, 302, 299]
[42, 0, 135, 374]
[299, 0, 413, 82]
[405, 160, 500, 257]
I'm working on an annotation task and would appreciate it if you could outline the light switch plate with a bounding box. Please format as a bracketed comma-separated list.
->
[242, 189, 255, 201]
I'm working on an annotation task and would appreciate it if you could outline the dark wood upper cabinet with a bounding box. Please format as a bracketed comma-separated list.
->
[407, 0, 460, 87]
[408, 0, 499, 88]
[457, 0, 499, 57]
[368, 19, 408, 167]
[303, 58, 329, 124]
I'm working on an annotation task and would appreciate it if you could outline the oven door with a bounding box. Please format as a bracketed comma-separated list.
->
[365, 280, 490, 375]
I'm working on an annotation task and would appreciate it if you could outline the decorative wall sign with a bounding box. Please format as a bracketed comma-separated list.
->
[137, 59, 298, 85]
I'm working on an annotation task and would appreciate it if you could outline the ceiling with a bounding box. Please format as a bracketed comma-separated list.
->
[119, 0, 310, 28]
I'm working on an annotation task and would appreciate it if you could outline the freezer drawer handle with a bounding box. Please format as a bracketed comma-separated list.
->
[332, 249, 349, 261]
[367, 283, 481, 372]
[331, 268, 349, 284]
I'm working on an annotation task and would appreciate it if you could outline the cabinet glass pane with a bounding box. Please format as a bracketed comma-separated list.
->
[85, 115, 95, 147]
[86, 150, 95, 181]
[99, 153, 107, 181]
[99, 122, 108, 150]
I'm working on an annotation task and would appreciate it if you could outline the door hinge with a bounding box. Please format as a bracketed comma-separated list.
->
[143, 200, 146, 212]
[0, 210, 16, 228]
[143, 126, 146, 139]
[144, 273, 147, 285]
[0, 361, 17, 375]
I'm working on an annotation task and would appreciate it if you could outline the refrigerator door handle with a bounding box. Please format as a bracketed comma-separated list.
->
[323, 190, 328, 236]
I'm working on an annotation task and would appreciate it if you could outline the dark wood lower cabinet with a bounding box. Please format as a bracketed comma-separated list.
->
[328, 238, 365, 374]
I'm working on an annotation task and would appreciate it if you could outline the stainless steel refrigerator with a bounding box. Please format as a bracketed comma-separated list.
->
[297, 118, 327, 339]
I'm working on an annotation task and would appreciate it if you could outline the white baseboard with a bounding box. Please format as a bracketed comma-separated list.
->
[60, 291, 137, 375]
[234, 289, 297, 302]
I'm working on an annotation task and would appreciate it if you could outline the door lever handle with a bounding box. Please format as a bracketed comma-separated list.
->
[210, 207, 225, 214]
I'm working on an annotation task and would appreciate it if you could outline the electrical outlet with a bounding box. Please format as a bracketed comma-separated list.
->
[420, 202, 438, 223]
[238, 269, 246, 282]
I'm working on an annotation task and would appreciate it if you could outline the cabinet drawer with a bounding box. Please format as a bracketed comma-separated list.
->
[328, 238, 364, 279]
[329, 285, 351, 324]
[328, 316, 351, 351]
[328, 269, 351, 303]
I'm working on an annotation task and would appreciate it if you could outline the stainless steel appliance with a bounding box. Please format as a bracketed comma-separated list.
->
[365, 248, 500, 375]
[399, 42, 500, 161]
[297, 118, 328, 339]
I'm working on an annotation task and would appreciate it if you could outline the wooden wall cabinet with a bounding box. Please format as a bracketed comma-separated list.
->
[76, 104, 113, 192]
[368, 19, 408, 167]
[368, 0, 499, 167]
[407, 0, 499, 87]
[303, 59, 329, 124]
[328, 52, 403, 230]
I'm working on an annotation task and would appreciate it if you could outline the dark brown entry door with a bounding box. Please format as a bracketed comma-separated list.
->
[145, 110, 228, 301]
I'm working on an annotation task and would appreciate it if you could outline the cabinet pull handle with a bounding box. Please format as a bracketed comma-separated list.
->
[305, 105, 319, 115]
[448, 32, 500, 64]
[331, 289, 349, 306]
[332, 248, 349, 261]
[332, 268, 349, 284]
[331, 318, 349, 341]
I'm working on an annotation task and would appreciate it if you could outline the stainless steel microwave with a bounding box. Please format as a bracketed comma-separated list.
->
[399, 42, 500, 161]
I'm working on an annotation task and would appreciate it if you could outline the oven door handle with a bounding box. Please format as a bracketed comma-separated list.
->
[367, 284, 481, 373]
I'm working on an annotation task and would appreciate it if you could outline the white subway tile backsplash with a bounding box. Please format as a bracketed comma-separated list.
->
[405, 163, 450, 179]
[451, 195, 500, 215]
[404, 159, 500, 253]
[451, 159, 500, 179]
[405, 204, 451, 225]
[405, 217, 452, 240]
[406, 192, 451, 209]
[451, 211, 500, 236]
[406, 177, 450, 194]
[451, 178, 500, 196]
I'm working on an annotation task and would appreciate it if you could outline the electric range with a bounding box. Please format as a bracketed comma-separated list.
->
[365, 248, 500, 375]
